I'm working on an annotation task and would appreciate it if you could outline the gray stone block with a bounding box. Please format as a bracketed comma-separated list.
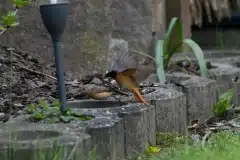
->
[0, 123, 92, 160]
[165, 72, 217, 124]
[172, 50, 240, 60]
[142, 76, 182, 92]
[68, 100, 154, 159]
[5, 113, 124, 160]
[208, 63, 240, 105]
[117, 86, 187, 135]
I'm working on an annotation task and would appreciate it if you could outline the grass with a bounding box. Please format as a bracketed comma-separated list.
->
[138, 131, 240, 160]
[0, 137, 97, 160]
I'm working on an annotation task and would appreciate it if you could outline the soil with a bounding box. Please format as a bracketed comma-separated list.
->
[188, 106, 240, 143]
[167, 59, 216, 75]
[0, 46, 154, 122]
[0, 46, 104, 119]
[1, 45, 239, 141]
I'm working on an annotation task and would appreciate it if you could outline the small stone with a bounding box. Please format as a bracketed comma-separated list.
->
[27, 55, 33, 60]
[35, 81, 46, 87]
[14, 103, 24, 108]
[0, 112, 5, 119]
[90, 77, 102, 85]
[7, 47, 15, 51]
[17, 110, 24, 115]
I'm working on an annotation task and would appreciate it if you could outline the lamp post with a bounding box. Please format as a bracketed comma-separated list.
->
[39, 0, 68, 112]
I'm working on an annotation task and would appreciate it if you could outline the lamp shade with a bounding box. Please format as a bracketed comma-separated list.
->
[40, 0, 68, 41]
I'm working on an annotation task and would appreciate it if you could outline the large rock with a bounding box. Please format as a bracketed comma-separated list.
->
[111, 0, 152, 54]
[0, 0, 154, 79]
[0, 0, 113, 78]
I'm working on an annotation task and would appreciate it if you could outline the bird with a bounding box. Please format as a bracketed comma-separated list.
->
[105, 68, 150, 105]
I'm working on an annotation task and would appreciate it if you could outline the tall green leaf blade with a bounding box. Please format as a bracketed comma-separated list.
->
[155, 40, 165, 83]
[183, 39, 208, 76]
[164, 17, 183, 67]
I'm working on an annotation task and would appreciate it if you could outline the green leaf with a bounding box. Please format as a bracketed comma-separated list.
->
[9, 22, 19, 27]
[183, 39, 208, 76]
[164, 17, 183, 68]
[12, 0, 31, 8]
[214, 88, 234, 117]
[213, 99, 229, 117]
[45, 107, 61, 117]
[46, 117, 60, 123]
[59, 115, 77, 123]
[155, 40, 166, 83]
[26, 103, 36, 113]
[52, 99, 61, 108]
[78, 114, 94, 121]
[0, 26, 6, 31]
[1, 11, 18, 28]
[32, 111, 47, 120]
[39, 99, 49, 110]
[219, 88, 234, 101]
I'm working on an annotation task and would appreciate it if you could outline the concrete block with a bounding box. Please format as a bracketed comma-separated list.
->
[142, 76, 182, 92]
[165, 72, 217, 124]
[208, 63, 240, 105]
[0, 123, 92, 160]
[117, 86, 187, 135]
[68, 100, 154, 159]
[5, 113, 124, 160]
[172, 50, 240, 62]
[169, 53, 240, 105]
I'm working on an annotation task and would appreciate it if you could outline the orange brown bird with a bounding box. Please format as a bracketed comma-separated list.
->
[105, 68, 150, 105]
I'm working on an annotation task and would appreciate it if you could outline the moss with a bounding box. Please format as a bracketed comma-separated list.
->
[156, 132, 188, 148]
[82, 30, 109, 72]
[82, 31, 105, 55]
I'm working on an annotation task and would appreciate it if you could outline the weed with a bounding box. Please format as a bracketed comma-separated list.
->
[24, 99, 94, 123]
[213, 88, 234, 117]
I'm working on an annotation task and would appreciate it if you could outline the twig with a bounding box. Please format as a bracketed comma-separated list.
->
[201, 130, 212, 147]
[130, 48, 156, 62]
[16, 65, 57, 81]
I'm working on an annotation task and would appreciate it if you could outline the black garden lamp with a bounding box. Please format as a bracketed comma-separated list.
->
[39, 0, 68, 112]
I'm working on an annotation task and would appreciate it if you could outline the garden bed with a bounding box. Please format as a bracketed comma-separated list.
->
[1, 45, 240, 159]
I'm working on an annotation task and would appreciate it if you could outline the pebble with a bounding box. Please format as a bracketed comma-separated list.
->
[0, 112, 5, 120]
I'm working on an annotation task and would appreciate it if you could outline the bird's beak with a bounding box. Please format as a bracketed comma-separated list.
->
[104, 71, 110, 78]
[104, 70, 109, 78]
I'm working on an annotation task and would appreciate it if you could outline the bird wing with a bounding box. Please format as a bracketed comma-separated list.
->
[121, 68, 138, 87]
[109, 51, 137, 72]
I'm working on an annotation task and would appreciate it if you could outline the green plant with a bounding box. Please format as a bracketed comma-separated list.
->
[149, 131, 240, 160]
[25, 99, 94, 123]
[156, 132, 188, 148]
[0, 0, 30, 34]
[213, 88, 234, 117]
[134, 17, 208, 83]
[158, 17, 208, 82]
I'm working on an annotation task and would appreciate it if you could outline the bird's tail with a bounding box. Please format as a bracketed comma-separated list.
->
[132, 88, 150, 105]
